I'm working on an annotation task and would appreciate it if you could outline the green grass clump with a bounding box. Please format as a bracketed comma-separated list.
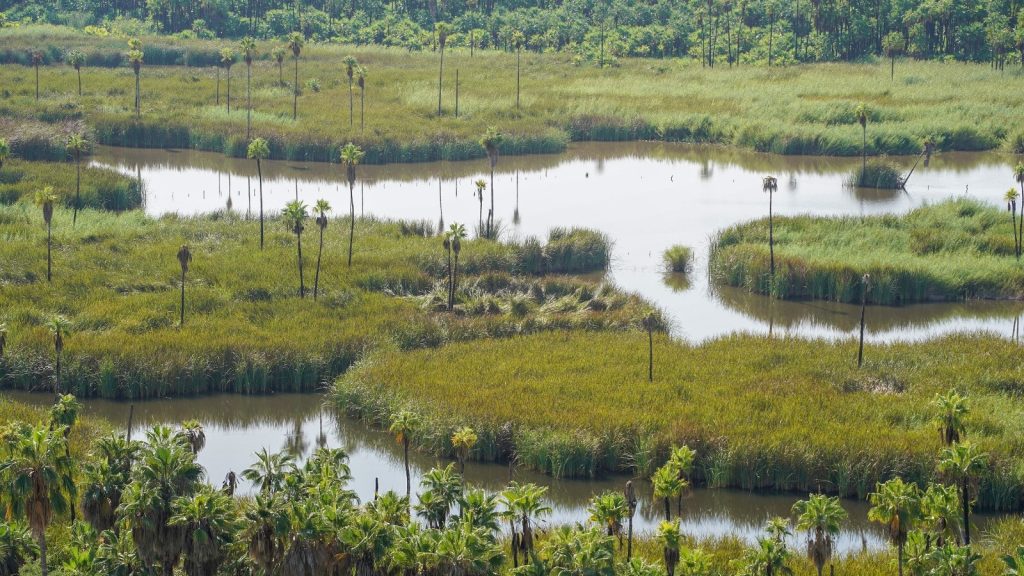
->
[0, 158, 141, 209]
[662, 245, 693, 273]
[0, 204, 645, 399]
[709, 199, 1024, 304]
[332, 330, 1024, 510]
[541, 227, 612, 274]
[850, 159, 904, 189]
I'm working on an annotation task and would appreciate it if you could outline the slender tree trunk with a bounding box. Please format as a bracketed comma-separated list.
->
[862, 125, 867, 177]
[348, 183, 354, 267]
[664, 497, 670, 521]
[55, 350, 61, 395]
[452, 253, 459, 310]
[135, 72, 140, 117]
[73, 154, 81, 226]
[489, 165, 495, 237]
[47, 221, 52, 282]
[77, 68, 82, 96]
[438, 48, 444, 116]
[216, 67, 220, 105]
[1018, 182, 1024, 259]
[858, 287, 867, 368]
[1012, 207, 1020, 259]
[455, 69, 459, 118]
[39, 533, 47, 576]
[647, 328, 653, 382]
[898, 541, 904, 576]
[180, 268, 186, 326]
[246, 64, 252, 139]
[626, 515, 633, 560]
[257, 160, 264, 249]
[962, 479, 970, 545]
[227, 69, 232, 113]
[35, 63, 39, 100]
[891, 55, 895, 80]
[769, 191, 775, 276]
[360, 85, 365, 131]
[314, 226, 323, 299]
[278, 61, 282, 85]
[293, 57, 299, 120]
[349, 79, 354, 127]
[297, 232, 304, 297]
[516, 47, 521, 109]
[768, 12, 774, 66]
[403, 438, 411, 498]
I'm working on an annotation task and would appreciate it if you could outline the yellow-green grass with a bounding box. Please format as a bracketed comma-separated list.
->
[0, 158, 142, 210]
[710, 199, 1024, 305]
[0, 203, 646, 399]
[3, 25, 1024, 163]
[333, 330, 1024, 511]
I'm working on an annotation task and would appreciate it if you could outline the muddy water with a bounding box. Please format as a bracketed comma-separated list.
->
[94, 142, 1024, 343]
[14, 390, 990, 554]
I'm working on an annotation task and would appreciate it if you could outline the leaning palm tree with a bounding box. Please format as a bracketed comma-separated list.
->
[287, 32, 304, 120]
[933, 389, 968, 446]
[0, 137, 9, 174]
[763, 175, 778, 276]
[436, 23, 448, 116]
[35, 187, 57, 282]
[658, 520, 681, 576]
[479, 128, 503, 238]
[448, 223, 467, 310]
[451, 426, 478, 482]
[31, 50, 43, 101]
[868, 477, 921, 576]
[357, 65, 367, 131]
[792, 494, 847, 576]
[220, 48, 236, 113]
[66, 133, 87, 226]
[340, 142, 365, 267]
[47, 315, 70, 396]
[312, 199, 330, 300]
[241, 448, 293, 495]
[283, 200, 308, 297]
[389, 411, 421, 499]
[7, 425, 75, 576]
[176, 245, 192, 327]
[272, 46, 285, 85]
[127, 38, 143, 117]
[67, 49, 85, 96]
[938, 442, 987, 546]
[246, 137, 270, 250]
[855, 102, 868, 180]
[344, 56, 358, 128]
[240, 37, 257, 139]
[1007, 188, 1021, 259]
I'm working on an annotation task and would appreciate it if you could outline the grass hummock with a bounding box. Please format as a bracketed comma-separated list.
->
[850, 159, 904, 189]
[662, 245, 693, 273]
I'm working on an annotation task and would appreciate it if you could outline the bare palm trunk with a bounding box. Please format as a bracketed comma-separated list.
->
[134, 72, 140, 117]
[77, 68, 81, 96]
[293, 58, 299, 120]
[216, 67, 220, 105]
[858, 287, 867, 368]
[35, 63, 40, 100]
[73, 153, 81, 226]
[962, 479, 970, 545]
[403, 438, 411, 498]
[516, 47, 521, 109]
[297, 232, 304, 297]
[437, 47, 444, 116]
[349, 79, 354, 127]
[246, 64, 252, 139]
[180, 268, 186, 327]
[769, 190, 775, 276]
[39, 532, 47, 576]
[360, 85, 365, 131]
[898, 541, 904, 576]
[1012, 207, 1020, 259]
[452, 253, 459, 310]
[861, 125, 867, 178]
[1018, 181, 1024, 259]
[663, 497, 670, 521]
[647, 327, 653, 382]
[626, 515, 634, 560]
[46, 221, 52, 282]
[257, 160, 264, 249]
[348, 183, 355, 267]
[314, 226, 324, 299]
[455, 69, 459, 118]
[489, 165, 495, 238]
[227, 69, 232, 113]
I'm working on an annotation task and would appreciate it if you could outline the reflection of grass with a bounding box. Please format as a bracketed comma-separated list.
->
[333, 330, 1024, 511]
[710, 199, 1024, 304]
[662, 272, 692, 293]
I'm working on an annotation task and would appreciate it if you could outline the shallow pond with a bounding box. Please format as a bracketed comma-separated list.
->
[13, 390, 998, 554]
[93, 142, 1024, 343]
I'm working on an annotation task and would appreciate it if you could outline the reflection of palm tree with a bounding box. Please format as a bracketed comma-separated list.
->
[283, 419, 308, 459]
[316, 411, 327, 449]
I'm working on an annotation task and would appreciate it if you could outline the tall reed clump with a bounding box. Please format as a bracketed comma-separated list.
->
[0, 159, 142, 209]
[709, 199, 1024, 305]
[332, 330, 1024, 511]
[662, 245, 693, 273]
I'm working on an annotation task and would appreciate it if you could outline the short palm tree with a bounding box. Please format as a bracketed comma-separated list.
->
[418, 464, 463, 529]
[763, 175, 778, 276]
[287, 32, 304, 120]
[31, 50, 43, 101]
[449, 223, 467, 310]
[246, 137, 270, 249]
[340, 142, 365, 267]
[742, 534, 794, 576]
[479, 128, 503, 238]
[357, 65, 367, 131]
[451, 426, 478, 482]
[868, 477, 921, 576]
[47, 315, 70, 396]
[920, 482, 961, 547]
[855, 102, 868, 179]
[126, 39, 143, 117]
[344, 55, 357, 127]
[220, 48, 236, 112]
[67, 49, 85, 96]
[658, 520, 681, 576]
[501, 481, 551, 563]
[933, 389, 968, 446]
[67, 133, 87, 226]
[272, 46, 285, 85]
[651, 464, 685, 521]
[35, 187, 57, 282]
[177, 245, 192, 327]
[283, 200, 308, 297]
[1007, 188, 1021, 259]
[792, 494, 847, 576]
[389, 411, 420, 499]
[882, 31, 904, 80]
[240, 37, 257, 139]
[436, 23, 448, 116]
[312, 199, 330, 300]
[588, 491, 627, 544]
[938, 442, 987, 546]
[0, 521, 39, 575]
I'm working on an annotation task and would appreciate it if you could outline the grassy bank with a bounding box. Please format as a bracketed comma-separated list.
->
[332, 330, 1024, 511]
[709, 199, 1024, 305]
[0, 203, 652, 399]
[0, 158, 142, 209]
[3, 26, 1024, 163]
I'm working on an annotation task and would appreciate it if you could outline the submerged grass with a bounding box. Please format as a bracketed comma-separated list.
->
[332, 330, 1024, 511]
[3, 26, 1024, 162]
[0, 158, 142, 209]
[709, 199, 1024, 304]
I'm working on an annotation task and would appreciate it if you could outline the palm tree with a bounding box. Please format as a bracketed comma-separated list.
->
[176, 245, 192, 327]
[856, 102, 868, 180]
[658, 520, 681, 576]
[242, 448, 294, 495]
[512, 30, 525, 109]
[0, 137, 9, 174]
[451, 426, 478, 481]
[287, 33, 303, 120]
[35, 187, 57, 282]
[742, 534, 794, 576]
[389, 411, 420, 499]
[312, 199, 330, 300]
[651, 464, 685, 521]
[474, 179, 486, 236]
[240, 37, 257, 139]
[246, 137, 270, 249]
[31, 50, 43, 101]
[641, 311, 657, 381]
[272, 46, 285, 85]
[938, 442, 987, 546]
[920, 482, 961, 547]
[448, 223, 467, 310]
[883, 32, 904, 81]
[340, 142, 365, 267]
[933, 389, 969, 446]
[1014, 163, 1024, 254]
[67, 133, 87, 226]
[67, 49, 85, 96]
[344, 55, 357, 128]
[479, 128, 503, 238]
[283, 200, 308, 297]
[48, 315, 70, 396]
[177, 420, 206, 454]
[6, 425, 75, 576]
[792, 494, 847, 576]
[587, 491, 627, 544]
[0, 521, 39, 575]
[868, 477, 921, 576]
[763, 175, 778, 276]
[357, 65, 367, 131]
[436, 23, 448, 116]
[858, 273, 870, 368]
[501, 481, 551, 563]
[127, 39, 143, 117]
[418, 464, 463, 529]
[169, 486, 239, 576]
[1007, 188, 1020, 259]
[220, 48, 236, 113]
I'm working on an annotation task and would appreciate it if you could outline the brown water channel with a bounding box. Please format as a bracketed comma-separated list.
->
[94, 142, 1024, 343]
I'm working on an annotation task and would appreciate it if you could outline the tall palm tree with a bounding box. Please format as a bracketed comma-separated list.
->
[220, 48, 236, 113]
[651, 464, 685, 521]
[501, 481, 551, 563]
[283, 200, 308, 297]
[479, 128, 503, 238]
[389, 410, 420, 499]
[272, 46, 285, 85]
[340, 142, 365, 267]
[312, 199, 330, 300]
[344, 56, 357, 128]
[246, 137, 270, 250]
[67, 49, 85, 96]
[858, 273, 871, 368]
[938, 442, 987, 546]
[1007, 188, 1021, 259]
[35, 187, 57, 282]
[763, 175, 778, 276]
[641, 311, 657, 381]
[868, 477, 921, 576]
[451, 426, 477, 481]
[882, 32, 904, 81]
[240, 37, 257, 139]
[474, 179, 486, 236]
[0, 137, 9, 174]
[856, 102, 868, 180]
[512, 30, 525, 109]
[67, 133, 87, 226]
[287, 33, 304, 120]
[448, 223, 467, 310]
[177, 245, 192, 327]
[792, 494, 847, 576]
[658, 520, 681, 576]
[127, 39, 143, 117]
[31, 50, 43, 101]
[47, 315, 70, 396]
[436, 23, 448, 116]
[933, 389, 968, 446]
[357, 65, 367, 131]
[587, 491, 627, 543]
[6, 425, 75, 576]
